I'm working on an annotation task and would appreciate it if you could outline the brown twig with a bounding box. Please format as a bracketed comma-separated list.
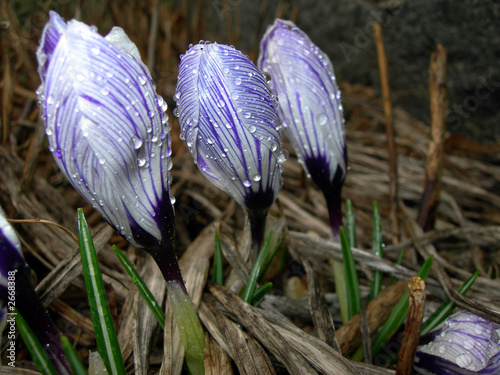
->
[417, 44, 448, 230]
[395, 277, 426, 375]
[373, 23, 400, 245]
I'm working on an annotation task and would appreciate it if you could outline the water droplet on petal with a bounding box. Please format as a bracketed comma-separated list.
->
[456, 353, 472, 369]
[252, 174, 261, 182]
[243, 112, 251, 119]
[138, 74, 148, 85]
[132, 135, 143, 149]
[235, 77, 242, 85]
[248, 125, 256, 133]
[316, 113, 328, 126]
[138, 158, 146, 167]
[91, 47, 100, 55]
[243, 180, 252, 187]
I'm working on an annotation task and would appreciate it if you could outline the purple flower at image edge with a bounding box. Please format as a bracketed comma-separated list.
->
[415, 311, 500, 375]
[0, 207, 71, 374]
[174, 41, 286, 256]
[258, 19, 347, 234]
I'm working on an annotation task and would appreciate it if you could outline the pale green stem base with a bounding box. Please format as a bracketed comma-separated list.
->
[166, 280, 205, 375]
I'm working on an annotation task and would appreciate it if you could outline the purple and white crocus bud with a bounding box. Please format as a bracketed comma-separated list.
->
[258, 19, 347, 233]
[0, 207, 71, 374]
[415, 311, 500, 374]
[174, 42, 285, 255]
[37, 13, 204, 372]
[36, 12, 179, 282]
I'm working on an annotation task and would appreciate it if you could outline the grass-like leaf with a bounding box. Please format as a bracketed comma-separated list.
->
[212, 228, 224, 285]
[370, 255, 434, 358]
[112, 245, 166, 329]
[16, 311, 58, 375]
[340, 226, 361, 319]
[258, 230, 288, 283]
[331, 259, 349, 323]
[61, 336, 87, 375]
[252, 282, 273, 307]
[77, 209, 126, 375]
[346, 199, 357, 248]
[242, 232, 273, 304]
[420, 269, 480, 335]
[370, 201, 383, 300]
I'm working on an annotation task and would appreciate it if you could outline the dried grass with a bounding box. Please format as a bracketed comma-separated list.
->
[1, 1, 499, 374]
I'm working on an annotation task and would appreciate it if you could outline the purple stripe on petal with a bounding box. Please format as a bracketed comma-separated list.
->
[175, 42, 284, 213]
[258, 19, 346, 190]
[37, 13, 173, 250]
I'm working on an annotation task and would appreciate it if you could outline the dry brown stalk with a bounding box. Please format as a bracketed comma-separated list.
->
[373, 23, 400, 245]
[395, 277, 426, 375]
[417, 44, 448, 230]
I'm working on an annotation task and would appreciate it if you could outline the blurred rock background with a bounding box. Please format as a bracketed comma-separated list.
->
[4, 0, 500, 143]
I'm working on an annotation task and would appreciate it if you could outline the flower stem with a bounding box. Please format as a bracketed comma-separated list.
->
[149, 245, 187, 293]
[324, 188, 343, 236]
[16, 266, 71, 374]
[148, 246, 205, 375]
[249, 210, 268, 261]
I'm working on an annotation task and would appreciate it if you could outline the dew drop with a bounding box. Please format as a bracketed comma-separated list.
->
[243, 180, 252, 187]
[98, 158, 106, 165]
[207, 138, 214, 145]
[46, 128, 53, 136]
[316, 113, 328, 126]
[91, 47, 100, 55]
[252, 174, 261, 182]
[243, 112, 251, 119]
[231, 93, 239, 101]
[54, 149, 62, 158]
[235, 77, 242, 85]
[270, 143, 278, 152]
[217, 100, 226, 108]
[100, 87, 109, 96]
[456, 353, 472, 368]
[138, 158, 146, 167]
[132, 135, 143, 149]
[248, 125, 256, 133]
[138, 74, 148, 85]
[463, 339, 474, 350]
[76, 73, 85, 82]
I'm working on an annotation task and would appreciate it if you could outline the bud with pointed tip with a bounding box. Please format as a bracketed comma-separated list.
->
[175, 42, 285, 254]
[258, 19, 347, 234]
[37, 11, 174, 255]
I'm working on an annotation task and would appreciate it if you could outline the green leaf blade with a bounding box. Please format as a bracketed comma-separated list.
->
[112, 245, 166, 329]
[77, 209, 125, 375]
[370, 201, 383, 300]
[16, 311, 58, 375]
[340, 226, 361, 319]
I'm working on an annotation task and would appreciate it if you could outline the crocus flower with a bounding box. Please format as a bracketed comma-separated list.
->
[37, 12, 204, 373]
[415, 311, 500, 374]
[0, 207, 71, 374]
[258, 19, 347, 233]
[37, 11, 178, 281]
[174, 42, 285, 256]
